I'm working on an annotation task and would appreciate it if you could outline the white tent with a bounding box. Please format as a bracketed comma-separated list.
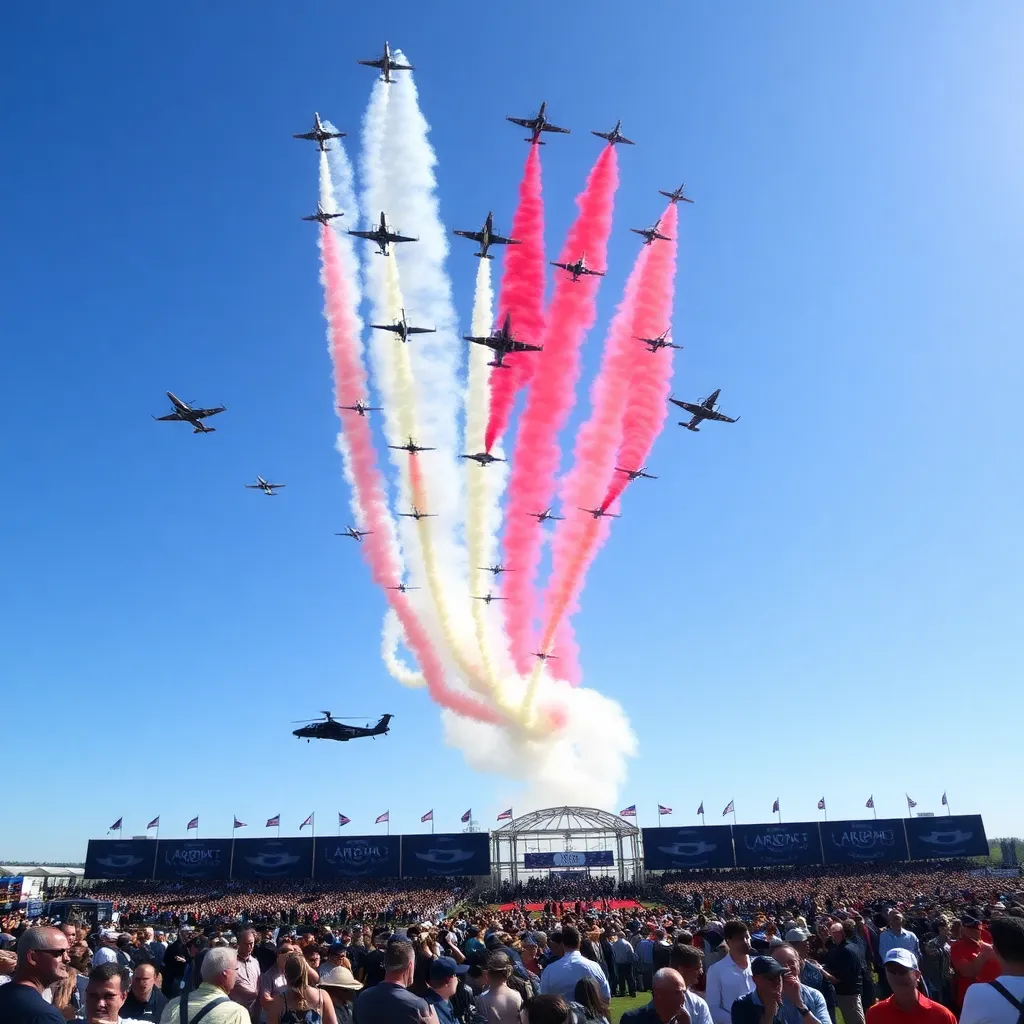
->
[0, 866, 85, 878]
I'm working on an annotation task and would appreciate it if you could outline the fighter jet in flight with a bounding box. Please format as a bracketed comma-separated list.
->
[591, 119, 635, 146]
[473, 592, 506, 604]
[507, 101, 571, 144]
[462, 452, 505, 466]
[550, 252, 605, 282]
[302, 203, 344, 225]
[453, 212, 520, 259]
[398, 507, 436, 521]
[293, 112, 346, 152]
[246, 476, 285, 495]
[388, 437, 435, 455]
[371, 308, 435, 343]
[464, 313, 543, 369]
[348, 211, 417, 256]
[616, 466, 658, 481]
[480, 564, 514, 575]
[153, 392, 226, 434]
[579, 506, 619, 520]
[636, 329, 682, 353]
[631, 218, 672, 245]
[670, 389, 739, 431]
[659, 183, 694, 205]
[336, 526, 371, 542]
[532, 650, 558, 662]
[338, 400, 382, 417]
[357, 41, 413, 83]
[528, 508, 564, 523]
[387, 582, 420, 593]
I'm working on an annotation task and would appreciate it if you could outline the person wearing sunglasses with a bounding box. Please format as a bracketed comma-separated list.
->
[865, 950, 955, 1024]
[0, 926, 71, 1024]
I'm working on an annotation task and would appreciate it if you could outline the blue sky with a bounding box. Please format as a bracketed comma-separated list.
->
[2, 2, 1021, 860]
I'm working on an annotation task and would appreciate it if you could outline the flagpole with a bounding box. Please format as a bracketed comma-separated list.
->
[431, 814, 435, 835]
[732, 805, 737, 826]
[278, 820, 281, 839]
[777, 805, 781, 824]
[945, 795, 952, 816]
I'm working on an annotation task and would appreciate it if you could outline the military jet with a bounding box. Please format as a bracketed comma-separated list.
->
[550, 252, 605, 282]
[528, 508, 564, 523]
[532, 650, 558, 662]
[507, 101, 571, 144]
[453, 212, 520, 259]
[462, 452, 505, 466]
[398, 507, 436, 521]
[153, 392, 226, 433]
[357, 41, 413, 83]
[348, 211, 417, 256]
[464, 313, 543, 369]
[636, 329, 682, 353]
[579, 506, 619, 520]
[631, 218, 672, 245]
[246, 476, 285, 495]
[659, 183, 694, 205]
[338, 400, 382, 417]
[616, 466, 657, 481]
[302, 203, 344, 225]
[388, 437, 435, 455]
[335, 526, 371, 542]
[480, 564, 514, 575]
[670, 389, 739, 431]
[371, 308, 436, 343]
[387, 582, 419, 593]
[474, 592, 505, 604]
[293, 712, 393, 743]
[592, 119, 635, 146]
[293, 112, 346, 152]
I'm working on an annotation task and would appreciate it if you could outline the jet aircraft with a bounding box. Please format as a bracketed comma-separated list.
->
[670, 389, 739, 431]
[631, 218, 672, 245]
[389, 437, 435, 455]
[357, 41, 413, 83]
[453, 212, 520, 259]
[474, 592, 505, 604]
[659, 183, 694, 205]
[462, 452, 505, 466]
[153, 392, 226, 433]
[293, 112, 346, 152]
[398, 507, 436, 521]
[464, 313, 543, 368]
[591, 119, 635, 146]
[293, 712, 393, 743]
[302, 203, 343, 225]
[506, 101, 571, 144]
[371, 308, 436, 343]
[348, 211, 417, 256]
[338, 400, 382, 417]
[636, 329, 682, 353]
[480, 564, 514, 575]
[387, 582, 419, 593]
[550, 252, 605, 282]
[579, 506, 619, 519]
[529, 508, 564, 523]
[532, 650, 558, 661]
[616, 466, 658, 481]
[335, 526, 371, 542]
[246, 476, 285, 495]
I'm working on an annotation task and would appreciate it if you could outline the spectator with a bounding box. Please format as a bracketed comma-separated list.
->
[231, 928, 261, 1020]
[523, 994, 573, 1024]
[259, 943, 299, 1022]
[666, 946, 714, 1024]
[359, 933, 388, 989]
[952, 913, 1002, 1010]
[464, 927, 485, 960]
[161, 928, 192, 998]
[50, 964, 81, 1022]
[476, 951, 522, 1024]
[148, 931, 168, 971]
[879, 913, 921, 965]
[610, 930, 637, 998]
[866, 949, 955, 1024]
[823, 922, 865, 1024]
[121, 962, 167, 1022]
[267, 954, 337, 1024]
[772, 945, 830, 1024]
[705, 921, 754, 1024]
[538, 927, 610, 1004]
[91, 932, 123, 970]
[731, 955, 790, 1024]
[317, 963, 362, 1024]
[159, 946, 250, 1024]
[637, 930, 656, 992]
[620, 968, 692, 1024]
[351, 939, 433, 1024]
[960, 915, 1024, 1024]
[0, 926, 69, 1024]
[919, 919, 953, 1008]
[652, 931, 673, 974]
[83, 963, 131, 1024]
[784, 929, 835, 1024]
[521, 935, 541, 979]
[422, 957, 465, 1024]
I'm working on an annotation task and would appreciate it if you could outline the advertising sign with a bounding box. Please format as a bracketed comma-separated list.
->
[402, 833, 491, 876]
[733, 823, 824, 867]
[154, 839, 233, 880]
[905, 815, 988, 860]
[85, 839, 158, 880]
[821, 819, 909, 864]
[524, 851, 614, 868]
[231, 838, 314, 879]
[642, 826, 735, 869]
[314, 836, 401, 879]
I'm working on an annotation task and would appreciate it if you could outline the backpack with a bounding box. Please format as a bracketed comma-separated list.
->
[989, 981, 1024, 1024]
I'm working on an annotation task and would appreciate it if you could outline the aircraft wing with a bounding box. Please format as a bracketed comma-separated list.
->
[405, 327, 436, 335]
[293, 131, 318, 141]
[670, 399, 702, 416]
[357, 59, 384, 69]
[543, 125, 571, 135]
[347, 230, 377, 240]
[386, 231, 417, 243]
[507, 340, 543, 353]
[489, 233, 519, 245]
[453, 230, 484, 242]
[154, 412, 186, 421]
[507, 116, 534, 129]
[370, 323, 399, 332]
[192, 407, 225, 418]
[704, 410, 737, 423]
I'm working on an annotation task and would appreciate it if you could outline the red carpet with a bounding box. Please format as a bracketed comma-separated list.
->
[496, 899, 642, 913]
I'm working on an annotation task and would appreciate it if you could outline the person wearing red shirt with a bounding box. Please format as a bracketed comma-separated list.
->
[866, 949, 956, 1024]
[951, 914, 1001, 1009]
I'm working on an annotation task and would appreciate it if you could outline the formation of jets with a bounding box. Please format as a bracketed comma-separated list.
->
[336, 526, 371, 542]
[462, 451, 505, 466]
[371, 308, 436, 343]
[246, 476, 285, 496]
[670, 389, 739, 431]
[636, 329, 683, 353]
[349, 211, 417, 256]
[507, 101, 571, 144]
[389, 437, 435, 455]
[338, 400, 381, 417]
[153, 392, 225, 434]
[293, 113, 345, 152]
[592, 120, 635, 146]
[464, 313, 543, 369]
[550, 252, 605, 282]
[302, 203, 343, 226]
[453, 212, 520, 259]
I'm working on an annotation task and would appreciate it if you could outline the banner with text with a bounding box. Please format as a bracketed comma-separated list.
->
[313, 836, 401, 879]
[642, 826, 735, 869]
[402, 833, 491, 877]
[733, 822, 824, 867]
[905, 814, 988, 860]
[154, 838, 233, 880]
[85, 839, 158, 880]
[231, 838, 314, 879]
[821, 819, 909, 864]
[524, 851, 614, 868]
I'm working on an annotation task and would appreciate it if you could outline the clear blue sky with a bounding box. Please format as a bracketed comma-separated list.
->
[2, 2, 1021, 860]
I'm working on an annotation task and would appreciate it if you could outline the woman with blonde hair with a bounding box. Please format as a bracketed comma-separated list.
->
[268, 953, 337, 1024]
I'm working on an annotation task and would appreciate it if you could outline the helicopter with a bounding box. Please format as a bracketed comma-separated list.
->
[291, 712, 393, 743]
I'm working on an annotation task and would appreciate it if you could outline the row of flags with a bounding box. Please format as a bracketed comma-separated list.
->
[618, 792, 950, 820]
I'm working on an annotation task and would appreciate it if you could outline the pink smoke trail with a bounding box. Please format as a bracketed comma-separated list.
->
[600, 202, 679, 510]
[499, 147, 620, 673]
[484, 145, 545, 452]
[321, 224, 501, 725]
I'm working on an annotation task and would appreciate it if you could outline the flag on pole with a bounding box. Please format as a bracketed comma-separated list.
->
[461, 809, 472, 823]
[658, 804, 672, 816]
[233, 817, 247, 829]
[497, 808, 513, 821]
[817, 797, 826, 810]
[300, 813, 314, 830]
[421, 810, 433, 823]
[865, 796, 874, 809]
[906, 794, 917, 810]
[187, 816, 199, 831]
[108, 817, 122, 833]
[266, 814, 280, 828]
[376, 811, 389, 824]
[697, 802, 704, 815]
[772, 799, 780, 813]
[338, 813, 351, 827]
[620, 805, 637, 817]
[722, 800, 734, 817]
[941, 792, 948, 806]
[147, 816, 160, 830]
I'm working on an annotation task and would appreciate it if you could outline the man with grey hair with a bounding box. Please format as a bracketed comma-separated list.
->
[158, 947, 249, 1024]
[0, 926, 69, 1023]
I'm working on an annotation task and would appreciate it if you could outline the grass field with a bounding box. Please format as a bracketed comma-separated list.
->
[610, 994, 646, 1022]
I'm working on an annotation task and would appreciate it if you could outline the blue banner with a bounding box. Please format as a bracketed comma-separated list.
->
[524, 851, 614, 868]
[821, 819, 909, 864]
[314, 836, 401, 879]
[733, 823, 824, 867]
[401, 833, 491, 876]
[231, 838, 314, 879]
[905, 814, 988, 859]
[85, 839, 158, 880]
[154, 838, 233, 880]
[642, 826, 735, 869]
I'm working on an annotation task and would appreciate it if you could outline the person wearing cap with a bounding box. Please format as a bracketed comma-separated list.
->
[92, 932, 123, 970]
[960, 914, 1024, 1024]
[951, 913, 1001, 1009]
[730, 956, 792, 1024]
[423, 956, 468, 1024]
[706, 922, 755, 1024]
[784, 930, 835, 1024]
[318, 962, 362, 1024]
[865, 949, 955, 1024]
[476, 951, 522, 1024]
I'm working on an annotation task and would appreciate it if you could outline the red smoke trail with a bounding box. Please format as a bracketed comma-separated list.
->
[500, 147, 620, 673]
[321, 225, 501, 725]
[484, 145, 545, 452]
[600, 202, 679, 510]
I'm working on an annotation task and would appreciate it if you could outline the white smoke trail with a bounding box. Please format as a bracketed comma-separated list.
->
[382, 608, 425, 688]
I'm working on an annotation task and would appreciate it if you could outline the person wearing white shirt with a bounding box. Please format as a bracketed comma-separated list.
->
[670, 939, 715, 1024]
[960, 917, 1024, 1024]
[538, 926, 611, 1003]
[705, 921, 754, 1024]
